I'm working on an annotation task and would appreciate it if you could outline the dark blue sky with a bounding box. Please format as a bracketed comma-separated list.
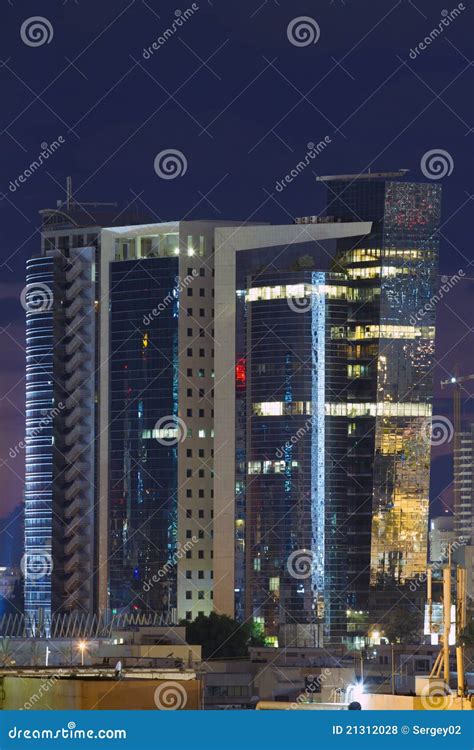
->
[0, 0, 472, 531]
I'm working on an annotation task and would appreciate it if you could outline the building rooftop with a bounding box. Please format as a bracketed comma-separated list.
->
[316, 170, 410, 182]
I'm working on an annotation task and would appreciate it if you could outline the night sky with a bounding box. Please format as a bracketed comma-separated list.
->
[0, 0, 472, 557]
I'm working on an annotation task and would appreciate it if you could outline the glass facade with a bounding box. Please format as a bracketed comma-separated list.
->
[108, 257, 180, 617]
[239, 269, 349, 642]
[329, 178, 441, 631]
[24, 256, 55, 622]
[234, 178, 441, 643]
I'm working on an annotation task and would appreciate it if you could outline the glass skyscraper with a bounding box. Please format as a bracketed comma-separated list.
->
[217, 175, 442, 645]
[242, 269, 350, 644]
[326, 175, 441, 636]
[108, 256, 180, 617]
[24, 256, 55, 622]
[24, 195, 148, 627]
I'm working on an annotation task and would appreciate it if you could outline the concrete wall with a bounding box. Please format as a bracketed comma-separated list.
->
[0, 674, 201, 710]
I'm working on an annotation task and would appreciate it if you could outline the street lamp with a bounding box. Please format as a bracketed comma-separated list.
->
[77, 640, 87, 667]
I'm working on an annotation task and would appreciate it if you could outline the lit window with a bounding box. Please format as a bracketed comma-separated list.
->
[252, 402, 311, 417]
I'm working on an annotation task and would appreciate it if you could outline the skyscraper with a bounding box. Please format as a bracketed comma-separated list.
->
[97, 220, 245, 623]
[325, 173, 441, 635]
[242, 268, 350, 644]
[212, 219, 373, 645]
[452, 424, 474, 602]
[429, 516, 455, 563]
[453, 424, 474, 545]
[24, 191, 147, 625]
[213, 174, 441, 645]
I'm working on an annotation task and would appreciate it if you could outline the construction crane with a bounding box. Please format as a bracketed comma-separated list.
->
[433, 373, 474, 698]
[427, 548, 468, 697]
[440, 372, 474, 433]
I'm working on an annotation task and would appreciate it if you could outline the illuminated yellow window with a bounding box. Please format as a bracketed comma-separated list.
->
[325, 402, 432, 418]
[252, 402, 312, 417]
[245, 282, 347, 303]
[347, 325, 435, 341]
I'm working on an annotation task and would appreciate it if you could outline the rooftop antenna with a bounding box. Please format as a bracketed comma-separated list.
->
[66, 176, 73, 211]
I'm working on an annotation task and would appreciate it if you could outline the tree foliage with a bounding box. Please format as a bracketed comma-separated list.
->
[458, 621, 474, 648]
[382, 606, 423, 644]
[182, 613, 265, 660]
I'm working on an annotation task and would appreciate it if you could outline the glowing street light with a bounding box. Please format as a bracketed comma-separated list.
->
[347, 682, 364, 704]
[77, 640, 88, 667]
